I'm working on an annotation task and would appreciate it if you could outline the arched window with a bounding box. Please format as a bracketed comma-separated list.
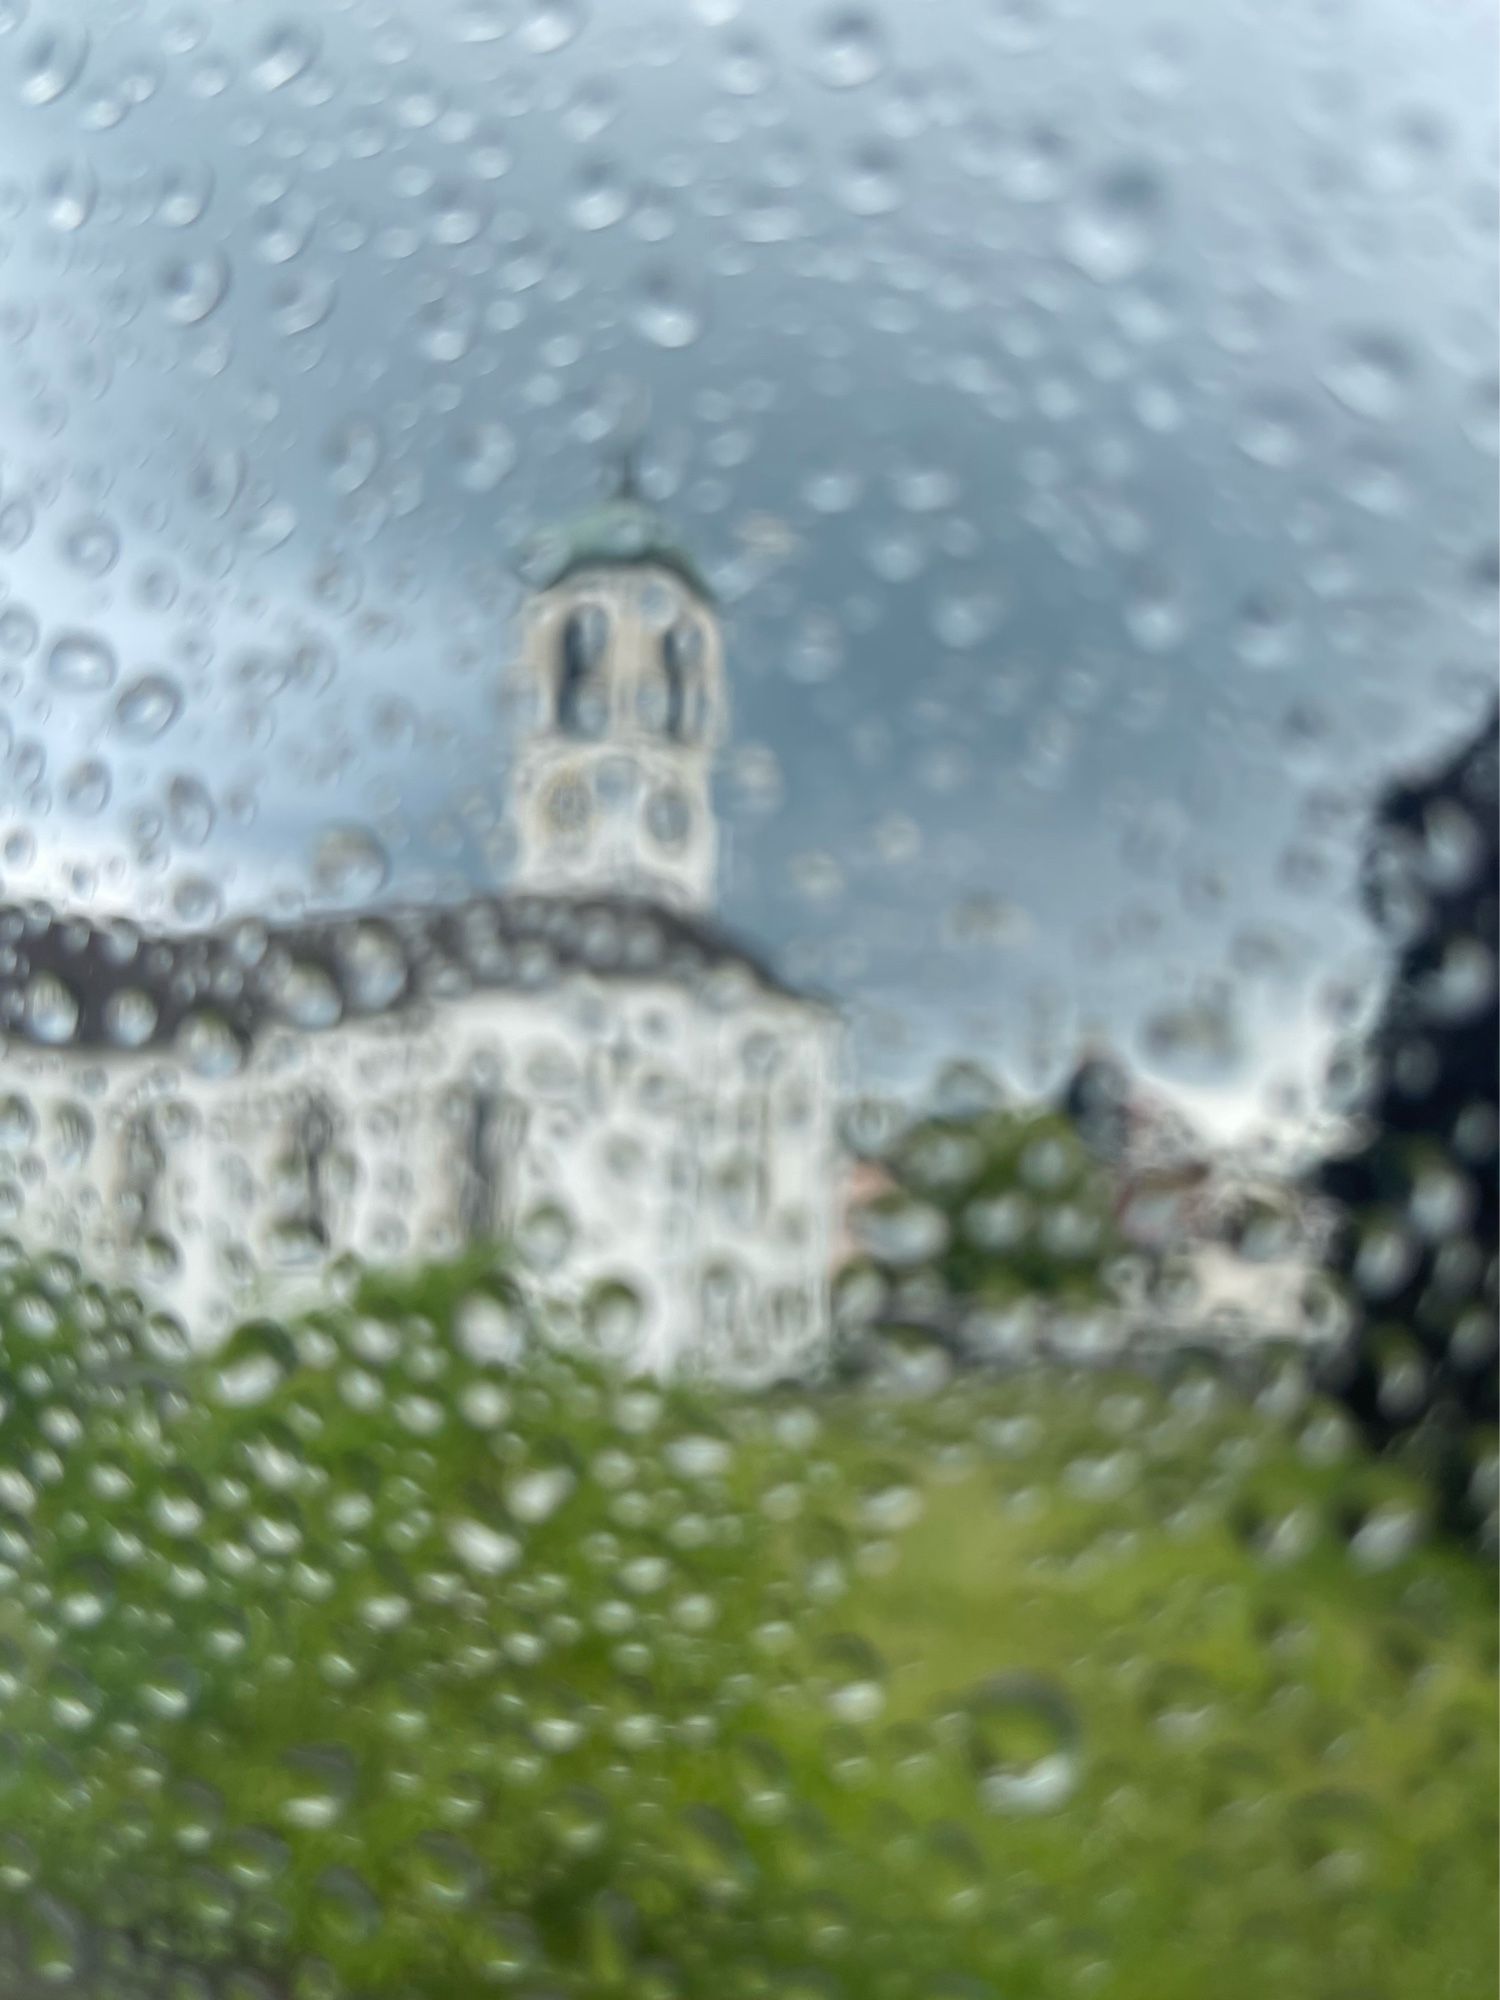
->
[280, 1093, 338, 1254]
[557, 606, 609, 737]
[660, 618, 705, 742]
[121, 1108, 165, 1247]
[456, 1084, 526, 1243]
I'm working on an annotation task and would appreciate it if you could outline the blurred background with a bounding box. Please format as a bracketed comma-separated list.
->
[0, 0, 1493, 1127]
[0, 0, 1492, 1994]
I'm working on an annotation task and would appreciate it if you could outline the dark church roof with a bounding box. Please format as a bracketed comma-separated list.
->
[0, 893, 819, 1071]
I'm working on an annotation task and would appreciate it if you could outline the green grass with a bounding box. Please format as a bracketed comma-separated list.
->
[0, 1250, 1493, 1998]
[817, 1374, 1496, 1997]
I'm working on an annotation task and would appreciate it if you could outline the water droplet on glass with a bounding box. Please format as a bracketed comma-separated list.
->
[1124, 563, 1188, 653]
[17, 22, 88, 104]
[23, 972, 78, 1046]
[102, 987, 158, 1049]
[40, 157, 95, 230]
[570, 159, 630, 233]
[46, 630, 117, 694]
[271, 269, 336, 336]
[114, 673, 182, 741]
[1139, 995, 1246, 1087]
[251, 22, 319, 91]
[156, 162, 213, 227]
[0, 500, 34, 553]
[59, 514, 118, 577]
[810, 8, 886, 89]
[999, 123, 1071, 204]
[1233, 589, 1300, 671]
[519, 2, 585, 55]
[0, 606, 36, 666]
[963, 1674, 1082, 1816]
[836, 143, 901, 217]
[447, 1517, 521, 1576]
[311, 824, 390, 903]
[1322, 330, 1415, 422]
[632, 267, 703, 349]
[1061, 162, 1164, 283]
[159, 253, 230, 326]
[453, 420, 517, 493]
[177, 1010, 245, 1078]
[416, 295, 475, 363]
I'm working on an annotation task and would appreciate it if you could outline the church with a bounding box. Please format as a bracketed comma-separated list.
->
[0, 483, 843, 1384]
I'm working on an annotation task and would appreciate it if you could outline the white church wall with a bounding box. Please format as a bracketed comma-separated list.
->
[0, 967, 840, 1385]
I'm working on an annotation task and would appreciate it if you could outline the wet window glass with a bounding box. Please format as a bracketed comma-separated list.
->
[0, 1, 1494, 1995]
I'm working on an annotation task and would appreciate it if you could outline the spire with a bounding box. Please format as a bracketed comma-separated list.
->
[607, 383, 650, 502]
[523, 442, 713, 603]
[610, 436, 644, 505]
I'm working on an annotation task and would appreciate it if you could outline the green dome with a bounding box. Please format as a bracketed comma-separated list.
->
[525, 492, 714, 602]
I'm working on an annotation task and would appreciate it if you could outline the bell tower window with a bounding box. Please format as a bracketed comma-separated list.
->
[661, 617, 704, 742]
[557, 605, 610, 738]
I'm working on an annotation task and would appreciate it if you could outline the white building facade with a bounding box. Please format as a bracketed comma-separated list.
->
[0, 494, 842, 1384]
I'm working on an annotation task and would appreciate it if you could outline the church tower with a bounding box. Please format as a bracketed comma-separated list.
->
[507, 473, 726, 912]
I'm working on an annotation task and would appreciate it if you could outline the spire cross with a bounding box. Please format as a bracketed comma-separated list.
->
[611, 437, 644, 503]
[607, 382, 652, 502]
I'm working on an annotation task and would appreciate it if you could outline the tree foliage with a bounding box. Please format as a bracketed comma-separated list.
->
[0, 1249, 1493, 1998]
[849, 1098, 1128, 1351]
[1315, 709, 1498, 1538]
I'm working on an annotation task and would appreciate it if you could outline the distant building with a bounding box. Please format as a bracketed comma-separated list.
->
[0, 483, 842, 1383]
[1063, 1046, 1334, 1344]
[1063, 1044, 1210, 1248]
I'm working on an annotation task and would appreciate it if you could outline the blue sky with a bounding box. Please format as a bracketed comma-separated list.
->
[0, 0, 1493, 1141]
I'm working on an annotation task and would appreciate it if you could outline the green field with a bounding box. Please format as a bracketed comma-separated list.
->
[0, 1250, 1494, 1998]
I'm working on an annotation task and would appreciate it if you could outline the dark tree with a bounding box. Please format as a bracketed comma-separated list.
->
[1061, 1049, 1135, 1166]
[1316, 708, 1498, 1538]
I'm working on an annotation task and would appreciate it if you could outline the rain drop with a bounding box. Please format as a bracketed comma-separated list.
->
[311, 824, 390, 903]
[453, 420, 517, 493]
[159, 254, 230, 326]
[23, 972, 79, 1046]
[252, 22, 319, 91]
[40, 158, 96, 231]
[518, 2, 585, 55]
[810, 8, 886, 89]
[17, 22, 88, 105]
[59, 515, 119, 578]
[1060, 162, 1165, 284]
[632, 267, 703, 349]
[1322, 331, 1415, 423]
[114, 673, 183, 741]
[46, 630, 117, 694]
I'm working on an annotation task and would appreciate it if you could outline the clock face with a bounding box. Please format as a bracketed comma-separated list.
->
[543, 773, 593, 838]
